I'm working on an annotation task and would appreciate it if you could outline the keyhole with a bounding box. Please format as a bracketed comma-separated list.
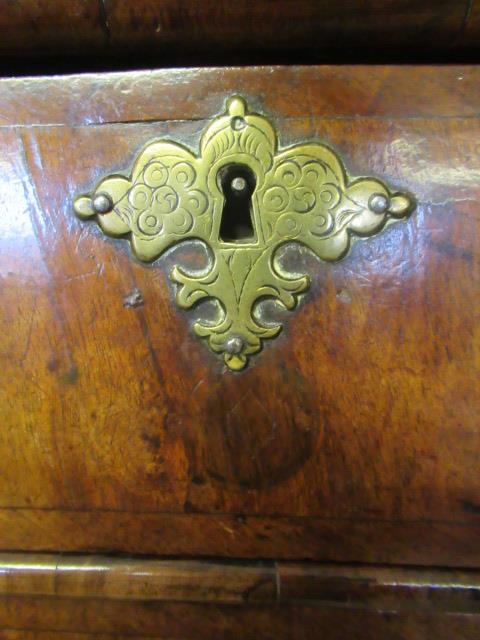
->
[218, 164, 256, 242]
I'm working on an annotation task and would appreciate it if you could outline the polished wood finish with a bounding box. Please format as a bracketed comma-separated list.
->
[278, 562, 480, 613]
[0, 1, 479, 60]
[0, 598, 479, 639]
[104, 0, 473, 56]
[464, 0, 480, 45]
[0, 1, 105, 57]
[2, 65, 480, 125]
[0, 553, 479, 638]
[0, 554, 276, 604]
[0, 553, 479, 614]
[0, 65, 479, 567]
[2, 510, 480, 566]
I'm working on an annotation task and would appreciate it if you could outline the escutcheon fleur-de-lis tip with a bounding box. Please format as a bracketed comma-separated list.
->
[74, 96, 415, 370]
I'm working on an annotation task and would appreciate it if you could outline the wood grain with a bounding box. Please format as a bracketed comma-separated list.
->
[278, 562, 480, 613]
[0, 597, 478, 639]
[462, 0, 480, 46]
[0, 65, 479, 567]
[0, 553, 479, 614]
[1, 65, 479, 126]
[0, 554, 276, 604]
[0, 1, 105, 56]
[0, 1, 478, 60]
[104, 0, 471, 55]
[1, 510, 480, 566]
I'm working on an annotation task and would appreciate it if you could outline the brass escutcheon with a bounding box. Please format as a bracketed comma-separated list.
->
[74, 96, 415, 370]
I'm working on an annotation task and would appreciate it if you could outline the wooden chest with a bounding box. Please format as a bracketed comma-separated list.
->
[0, 65, 479, 637]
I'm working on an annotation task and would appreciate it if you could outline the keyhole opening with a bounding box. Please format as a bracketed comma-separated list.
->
[218, 164, 256, 242]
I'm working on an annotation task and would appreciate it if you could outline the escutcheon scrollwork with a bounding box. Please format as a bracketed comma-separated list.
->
[74, 96, 414, 370]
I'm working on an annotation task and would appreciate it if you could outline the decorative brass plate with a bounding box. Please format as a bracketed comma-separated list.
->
[74, 97, 414, 370]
